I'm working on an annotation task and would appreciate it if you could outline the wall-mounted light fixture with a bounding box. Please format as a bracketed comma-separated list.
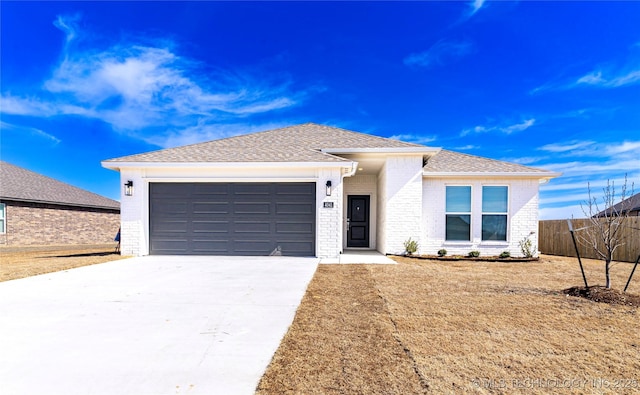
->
[325, 180, 332, 196]
[124, 180, 134, 196]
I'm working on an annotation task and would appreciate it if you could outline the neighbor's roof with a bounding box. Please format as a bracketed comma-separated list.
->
[423, 150, 557, 175]
[103, 123, 429, 164]
[596, 192, 640, 217]
[0, 161, 120, 210]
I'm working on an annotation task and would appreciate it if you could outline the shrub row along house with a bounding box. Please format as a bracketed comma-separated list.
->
[0, 161, 120, 246]
[102, 123, 560, 258]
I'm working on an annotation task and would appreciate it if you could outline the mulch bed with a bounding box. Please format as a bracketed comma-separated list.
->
[397, 254, 539, 263]
[564, 286, 640, 307]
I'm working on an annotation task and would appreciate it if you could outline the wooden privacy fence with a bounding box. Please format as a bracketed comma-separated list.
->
[539, 217, 640, 263]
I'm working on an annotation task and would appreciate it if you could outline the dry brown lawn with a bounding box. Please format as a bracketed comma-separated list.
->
[257, 255, 640, 394]
[0, 244, 127, 282]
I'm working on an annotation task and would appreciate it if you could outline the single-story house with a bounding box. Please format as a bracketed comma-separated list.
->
[102, 123, 560, 258]
[595, 192, 640, 217]
[0, 161, 120, 245]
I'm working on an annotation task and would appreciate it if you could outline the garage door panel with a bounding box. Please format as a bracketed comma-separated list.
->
[276, 221, 313, 234]
[151, 201, 189, 215]
[234, 184, 270, 195]
[192, 202, 230, 214]
[193, 183, 229, 195]
[276, 183, 315, 195]
[233, 240, 273, 255]
[192, 220, 230, 233]
[276, 241, 315, 254]
[233, 202, 271, 215]
[192, 240, 230, 254]
[150, 182, 315, 256]
[276, 202, 314, 215]
[152, 220, 189, 233]
[234, 221, 271, 233]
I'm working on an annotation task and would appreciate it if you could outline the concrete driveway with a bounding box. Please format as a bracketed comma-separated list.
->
[0, 255, 318, 395]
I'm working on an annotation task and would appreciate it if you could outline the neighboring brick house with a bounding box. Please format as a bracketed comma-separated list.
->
[0, 161, 120, 245]
[102, 123, 560, 258]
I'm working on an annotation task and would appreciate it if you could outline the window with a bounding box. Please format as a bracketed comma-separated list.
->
[0, 203, 5, 234]
[446, 186, 471, 241]
[482, 186, 508, 241]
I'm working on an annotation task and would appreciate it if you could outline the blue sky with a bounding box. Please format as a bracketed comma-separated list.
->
[1, 1, 638, 219]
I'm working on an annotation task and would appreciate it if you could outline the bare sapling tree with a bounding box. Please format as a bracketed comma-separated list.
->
[577, 175, 634, 289]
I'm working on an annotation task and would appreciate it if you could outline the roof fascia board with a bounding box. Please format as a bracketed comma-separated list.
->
[423, 171, 562, 179]
[102, 161, 355, 170]
[0, 197, 120, 211]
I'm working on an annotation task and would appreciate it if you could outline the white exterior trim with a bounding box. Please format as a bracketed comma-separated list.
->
[103, 161, 354, 170]
[424, 171, 561, 179]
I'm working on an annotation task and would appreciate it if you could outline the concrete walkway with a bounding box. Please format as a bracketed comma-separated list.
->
[0, 255, 318, 395]
[319, 250, 397, 264]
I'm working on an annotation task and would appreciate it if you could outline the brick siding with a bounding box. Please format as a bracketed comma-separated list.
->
[0, 200, 120, 246]
[422, 178, 540, 257]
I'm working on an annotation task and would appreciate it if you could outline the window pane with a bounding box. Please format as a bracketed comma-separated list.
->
[0, 203, 4, 219]
[446, 214, 471, 241]
[482, 215, 507, 241]
[482, 186, 508, 213]
[446, 186, 471, 212]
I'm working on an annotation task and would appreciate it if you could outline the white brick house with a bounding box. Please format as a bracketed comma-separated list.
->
[102, 123, 559, 258]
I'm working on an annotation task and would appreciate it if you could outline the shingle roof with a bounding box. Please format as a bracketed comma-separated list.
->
[596, 192, 640, 217]
[103, 123, 426, 163]
[424, 150, 552, 174]
[0, 161, 120, 210]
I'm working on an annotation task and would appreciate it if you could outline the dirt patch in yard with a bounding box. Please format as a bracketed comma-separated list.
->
[256, 265, 428, 395]
[258, 255, 640, 394]
[0, 244, 127, 282]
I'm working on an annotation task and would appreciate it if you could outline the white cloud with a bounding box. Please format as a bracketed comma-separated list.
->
[538, 140, 595, 153]
[0, 121, 61, 144]
[389, 133, 438, 145]
[469, 0, 486, 16]
[0, 15, 315, 147]
[603, 140, 640, 155]
[461, 118, 535, 136]
[535, 43, 640, 93]
[577, 69, 640, 88]
[404, 39, 473, 68]
[453, 144, 479, 151]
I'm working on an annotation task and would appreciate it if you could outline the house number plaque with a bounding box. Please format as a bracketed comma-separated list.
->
[323, 202, 334, 208]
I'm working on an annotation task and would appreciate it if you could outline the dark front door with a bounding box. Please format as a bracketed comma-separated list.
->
[347, 195, 370, 248]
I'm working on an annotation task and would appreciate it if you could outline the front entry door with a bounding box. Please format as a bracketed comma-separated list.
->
[347, 195, 370, 248]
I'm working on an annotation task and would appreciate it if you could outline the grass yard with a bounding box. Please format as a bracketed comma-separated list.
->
[257, 255, 640, 394]
[0, 244, 127, 282]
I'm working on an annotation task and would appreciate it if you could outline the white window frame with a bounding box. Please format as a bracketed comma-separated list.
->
[0, 203, 5, 234]
[481, 185, 509, 242]
[445, 185, 472, 242]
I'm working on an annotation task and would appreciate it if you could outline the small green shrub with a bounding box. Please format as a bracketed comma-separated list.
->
[468, 250, 480, 258]
[437, 248, 447, 257]
[499, 251, 511, 259]
[519, 237, 534, 258]
[404, 238, 419, 255]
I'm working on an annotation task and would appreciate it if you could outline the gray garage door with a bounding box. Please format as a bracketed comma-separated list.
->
[149, 182, 316, 256]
